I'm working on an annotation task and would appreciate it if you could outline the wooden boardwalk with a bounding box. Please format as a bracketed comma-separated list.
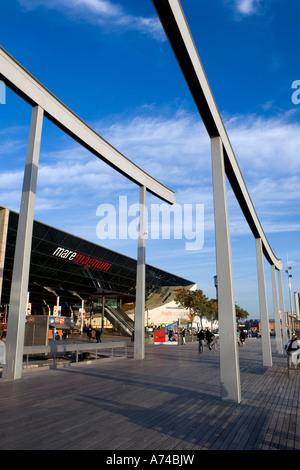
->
[0, 335, 299, 451]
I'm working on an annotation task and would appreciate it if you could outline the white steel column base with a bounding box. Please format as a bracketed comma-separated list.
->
[3, 105, 43, 380]
[278, 270, 288, 346]
[271, 265, 283, 354]
[134, 186, 146, 360]
[256, 238, 272, 367]
[211, 137, 241, 403]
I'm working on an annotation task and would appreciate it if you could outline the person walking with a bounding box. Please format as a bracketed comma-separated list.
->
[240, 329, 247, 347]
[237, 329, 241, 346]
[205, 328, 214, 350]
[96, 328, 102, 343]
[91, 328, 96, 342]
[87, 325, 92, 342]
[197, 328, 205, 353]
[180, 327, 186, 345]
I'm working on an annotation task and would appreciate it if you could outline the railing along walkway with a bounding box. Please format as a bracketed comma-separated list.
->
[22, 340, 127, 369]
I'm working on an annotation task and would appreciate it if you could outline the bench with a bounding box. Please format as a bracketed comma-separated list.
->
[22, 341, 127, 369]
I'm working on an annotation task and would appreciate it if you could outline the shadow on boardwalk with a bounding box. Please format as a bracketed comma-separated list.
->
[0, 336, 299, 451]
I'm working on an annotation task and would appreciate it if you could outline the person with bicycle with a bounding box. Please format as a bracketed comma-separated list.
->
[240, 329, 247, 347]
[197, 328, 205, 353]
[205, 328, 215, 350]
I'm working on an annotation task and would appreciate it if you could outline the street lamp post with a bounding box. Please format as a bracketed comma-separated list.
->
[285, 266, 293, 332]
[285, 267, 293, 314]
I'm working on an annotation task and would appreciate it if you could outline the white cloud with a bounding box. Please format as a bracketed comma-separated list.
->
[48, 110, 300, 239]
[226, 113, 300, 176]
[235, 0, 260, 15]
[0, 170, 24, 189]
[223, 0, 263, 17]
[1, 109, 300, 239]
[94, 112, 210, 186]
[17, 0, 165, 40]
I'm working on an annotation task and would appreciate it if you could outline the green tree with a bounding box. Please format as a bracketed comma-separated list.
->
[175, 288, 208, 340]
[175, 290, 249, 337]
[204, 298, 218, 326]
[205, 301, 249, 324]
[235, 304, 249, 323]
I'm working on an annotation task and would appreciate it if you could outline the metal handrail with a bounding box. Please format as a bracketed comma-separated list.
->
[22, 341, 127, 369]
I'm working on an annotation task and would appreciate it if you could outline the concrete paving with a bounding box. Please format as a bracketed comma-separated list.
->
[0, 334, 299, 452]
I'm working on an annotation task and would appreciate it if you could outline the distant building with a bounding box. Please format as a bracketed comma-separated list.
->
[0, 206, 195, 336]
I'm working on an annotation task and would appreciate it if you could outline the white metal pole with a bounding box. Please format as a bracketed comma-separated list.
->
[255, 238, 272, 367]
[294, 292, 300, 321]
[278, 270, 288, 345]
[3, 105, 43, 379]
[211, 136, 241, 403]
[271, 265, 283, 354]
[26, 292, 30, 315]
[81, 299, 84, 334]
[134, 186, 146, 360]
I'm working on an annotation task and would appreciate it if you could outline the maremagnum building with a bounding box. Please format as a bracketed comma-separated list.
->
[0, 206, 195, 338]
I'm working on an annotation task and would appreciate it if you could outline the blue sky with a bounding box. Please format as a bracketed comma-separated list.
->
[0, 0, 300, 319]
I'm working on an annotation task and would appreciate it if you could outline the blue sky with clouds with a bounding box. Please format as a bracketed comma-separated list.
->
[0, 0, 300, 318]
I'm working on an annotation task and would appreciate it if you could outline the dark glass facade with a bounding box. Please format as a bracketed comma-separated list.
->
[1, 210, 194, 316]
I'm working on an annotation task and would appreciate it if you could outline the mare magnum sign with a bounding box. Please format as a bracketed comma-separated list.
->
[52, 247, 111, 272]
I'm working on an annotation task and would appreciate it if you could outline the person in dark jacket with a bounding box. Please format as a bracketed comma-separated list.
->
[180, 328, 186, 345]
[240, 330, 247, 347]
[205, 328, 214, 350]
[96, 329, 102, 343]
[87, 325, 92, 342]
[197, 329, 205, 353]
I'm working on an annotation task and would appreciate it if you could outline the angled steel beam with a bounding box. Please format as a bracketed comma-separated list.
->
[0, 46, 175, 205]
[0, 44, 177, 378]
[152, 0, 282, 270]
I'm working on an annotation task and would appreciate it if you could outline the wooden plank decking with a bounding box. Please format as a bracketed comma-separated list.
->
[0, 335, 299, 452]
